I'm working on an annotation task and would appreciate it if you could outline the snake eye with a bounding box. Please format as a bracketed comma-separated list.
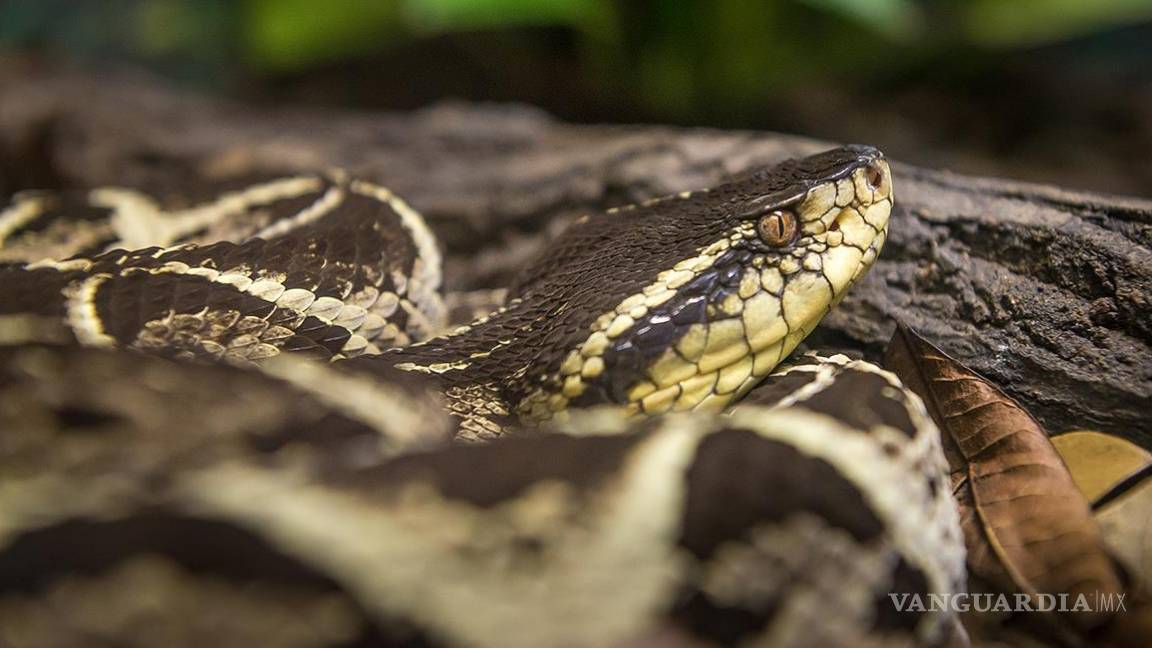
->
[757, 210, 798, 247]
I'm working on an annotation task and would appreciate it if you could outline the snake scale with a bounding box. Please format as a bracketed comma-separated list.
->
[0, 146, 967, 647]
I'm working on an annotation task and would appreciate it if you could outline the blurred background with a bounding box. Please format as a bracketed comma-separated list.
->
[2, 0, 1151, 196]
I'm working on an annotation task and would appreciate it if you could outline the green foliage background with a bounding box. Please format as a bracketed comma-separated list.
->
[4, 0, 1150, 123]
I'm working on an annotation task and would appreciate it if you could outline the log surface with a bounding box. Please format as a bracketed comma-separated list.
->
[2, 65, 1149, 443]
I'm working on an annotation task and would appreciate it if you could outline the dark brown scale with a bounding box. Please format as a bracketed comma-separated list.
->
[0, 515, 350, 595]
[336, 431, 649, 508]
[0, 342, 453, 476]
[83, 269, 351, 361]
[0, 266, 76, 318]
[0, 516, 423, 648]
[745, 362, 919, 439]
[798, 369, 918, 438]
[870, 559, 932, 632]
[739, 370, 822, 407]
[679, 429, 886, 558]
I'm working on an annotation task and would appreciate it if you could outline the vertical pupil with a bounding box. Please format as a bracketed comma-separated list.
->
[760, 212, 793, 245]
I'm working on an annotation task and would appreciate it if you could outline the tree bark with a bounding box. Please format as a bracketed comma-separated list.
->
[2, 64, 1149, 444]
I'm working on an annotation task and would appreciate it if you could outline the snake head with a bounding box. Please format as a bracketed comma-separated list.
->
[514, 145, 892, 421]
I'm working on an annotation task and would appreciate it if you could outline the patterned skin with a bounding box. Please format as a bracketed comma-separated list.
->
[0, 174, 444, 361]
[0, 147, 963, 647]
[0, 346, 962, 648]
[1, 148, 889, 444]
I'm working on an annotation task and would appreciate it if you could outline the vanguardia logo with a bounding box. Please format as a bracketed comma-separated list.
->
[888, 592, 1127, 613]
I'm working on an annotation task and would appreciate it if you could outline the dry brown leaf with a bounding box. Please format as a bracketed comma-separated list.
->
[1051, 431, 1152, 504]
[884, 323, 1124, 635]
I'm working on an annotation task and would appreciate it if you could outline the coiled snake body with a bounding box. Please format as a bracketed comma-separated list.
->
[0, 146, 966, 647]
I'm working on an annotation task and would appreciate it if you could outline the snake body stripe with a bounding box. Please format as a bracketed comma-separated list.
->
[0, 173, 447, 363]
[0, 343, 963, 648]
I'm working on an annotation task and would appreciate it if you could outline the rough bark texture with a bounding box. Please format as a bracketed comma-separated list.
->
[2, 63, 1149, 444]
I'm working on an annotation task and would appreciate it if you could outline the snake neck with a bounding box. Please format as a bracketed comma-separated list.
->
[364, 298, 570, 441]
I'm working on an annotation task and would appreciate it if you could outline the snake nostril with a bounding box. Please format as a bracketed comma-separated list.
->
[865, 162, 884, 191]
[827, 220, 840, 232]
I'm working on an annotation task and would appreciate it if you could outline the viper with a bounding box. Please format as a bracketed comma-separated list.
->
[0, 146, 966, 647]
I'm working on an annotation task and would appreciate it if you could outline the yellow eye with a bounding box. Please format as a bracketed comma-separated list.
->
[757, 210, 798, 247]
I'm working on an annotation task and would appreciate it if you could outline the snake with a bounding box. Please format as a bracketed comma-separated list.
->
[0, 146, 967, 647]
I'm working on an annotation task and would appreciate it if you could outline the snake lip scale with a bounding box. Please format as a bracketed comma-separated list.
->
[0, 145, 967, 647]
